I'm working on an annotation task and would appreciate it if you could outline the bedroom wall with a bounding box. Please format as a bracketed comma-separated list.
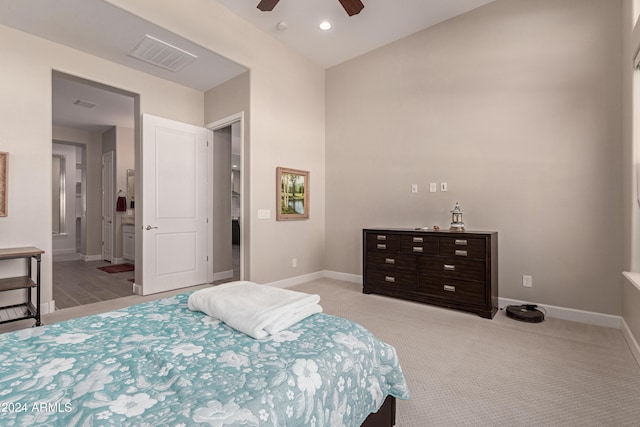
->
[622, 0, 640, 353]
[325, 0, 624, 315]
[205, 72, 251, 279]
[108, 0, 327, 284]
[0, 24, 203, 310]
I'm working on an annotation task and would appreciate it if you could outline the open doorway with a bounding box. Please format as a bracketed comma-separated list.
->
[52, 72, 138, 309]
[210, 114, 244, 283]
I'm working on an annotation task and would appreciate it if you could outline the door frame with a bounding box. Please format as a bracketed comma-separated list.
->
[101, 151, 115, 263]
[207, 112, 246, 282]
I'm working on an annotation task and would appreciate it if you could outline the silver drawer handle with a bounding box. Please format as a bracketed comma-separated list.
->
[376, 244, 387, 250]
[377, 235, 387, 241]
[443, 285, 456, 292]
[385, 258, 395, 264]
[413, 247, 424, 253]
[455, 250, 468, 256]
[455, 239, 468, 246]
[443, 264, 456, 271]
[385, 276, 396, 283]
[412, 237, 423, 243]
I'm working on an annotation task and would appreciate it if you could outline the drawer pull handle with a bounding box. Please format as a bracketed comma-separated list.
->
[385, 276, 396, 283]
[443, 264, 456, 271]
[377, 244, 387, 250]
[443, 285, 456, 292]
[377, 235, 387, 241]
[412, 237, 423, 243]
[455, 239, 468, 246]
[455, 250, 468, 256]
[413, 247, 424, 253]
[385, 258, 395, 264]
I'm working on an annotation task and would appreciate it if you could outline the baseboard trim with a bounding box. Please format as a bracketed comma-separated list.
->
[212, 270, 234, 282]
[83, 254, 103, 262]
[499, 297, 621, 329]
[265, 271, 325, 289]
[42, 300, 55, 315]
[323, 270, 362, 284]
[621, 317, 640, 367]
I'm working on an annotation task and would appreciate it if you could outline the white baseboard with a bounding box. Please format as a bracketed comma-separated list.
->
[621, 317, 640, 368]
[132, 283, 142, 295]
[42, 300, 55, 314]
[111, 257, 125, 265]
[498, 297, 621, 329]
[265, 271, 325, 289]
[83, 254, 102, 262]
[323, 270, 362, 284]
[213, 270, 234, 282]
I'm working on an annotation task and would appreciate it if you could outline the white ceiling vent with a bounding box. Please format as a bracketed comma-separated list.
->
[73, 99, 97, 109]
[128, 35, 198, 72]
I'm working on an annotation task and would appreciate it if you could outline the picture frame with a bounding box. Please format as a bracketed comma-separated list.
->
[276, 167, 309, 221]
[0, 152, 7, 217]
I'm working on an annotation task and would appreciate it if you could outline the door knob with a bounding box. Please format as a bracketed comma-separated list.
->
[145, 225, 158, 230]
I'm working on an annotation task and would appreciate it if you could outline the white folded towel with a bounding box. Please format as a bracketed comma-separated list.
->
[187, 281, 322, 339]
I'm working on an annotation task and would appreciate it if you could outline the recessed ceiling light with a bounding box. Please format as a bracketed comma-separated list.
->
[319, 21, 332, 31]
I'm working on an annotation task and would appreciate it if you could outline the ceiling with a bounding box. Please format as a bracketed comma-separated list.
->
[0, 0, 495, 133]
[216, 0, 496, 68]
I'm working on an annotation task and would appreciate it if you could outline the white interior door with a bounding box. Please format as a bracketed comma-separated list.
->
[142, 114, 210, 295]
[102, 151, 114, 262]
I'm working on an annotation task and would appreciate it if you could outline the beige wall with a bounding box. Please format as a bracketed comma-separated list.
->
[622, 0, 640, 348]
[0, 24, 203, 308]
[326, 0, 623, 314]
[110, 0, 327, 284]
[205, 72, 251, 279]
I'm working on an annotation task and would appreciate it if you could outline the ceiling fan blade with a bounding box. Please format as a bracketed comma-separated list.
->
[257, 0, 280, 12]
[338, 0, 364, 16]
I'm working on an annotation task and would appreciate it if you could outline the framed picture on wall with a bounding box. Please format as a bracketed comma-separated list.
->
[0, 152, 7, 217]
[276, 167, 309, 221]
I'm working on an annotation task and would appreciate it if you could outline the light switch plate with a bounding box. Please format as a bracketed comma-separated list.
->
[257, 209, 271, 219]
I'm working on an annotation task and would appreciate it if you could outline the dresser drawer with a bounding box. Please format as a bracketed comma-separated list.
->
[400, 235, 438, 255]
[439, 237, 485, 259]
[366, 233, 400, 252]
[366, 252, 416, 272]
[418, 276, 485, 304]
[419, 256, 485, 282]
[366, 269, 417, 291]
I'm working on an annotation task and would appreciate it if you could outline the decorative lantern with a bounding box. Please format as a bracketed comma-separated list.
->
[449, 202, 465, 232]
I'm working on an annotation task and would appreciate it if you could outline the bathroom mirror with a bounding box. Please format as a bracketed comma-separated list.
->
[126, 169, 135, 209]
[52, 154, 66, 234]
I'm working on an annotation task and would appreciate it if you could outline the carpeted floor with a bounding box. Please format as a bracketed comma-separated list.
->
[2, 277, 639, 425]
[292, 279, 640, 426]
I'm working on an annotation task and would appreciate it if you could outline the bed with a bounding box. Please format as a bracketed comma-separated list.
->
[0, 292, 409, 426]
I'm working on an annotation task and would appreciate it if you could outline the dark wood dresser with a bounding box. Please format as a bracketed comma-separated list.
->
[363, 228, 498, 318]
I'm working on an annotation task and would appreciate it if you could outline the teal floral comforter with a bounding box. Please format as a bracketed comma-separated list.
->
[0, 293, 409, 426]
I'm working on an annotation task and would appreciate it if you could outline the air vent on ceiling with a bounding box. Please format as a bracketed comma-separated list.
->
[128, 34, 198, 72]
[73, 99, 97, 109]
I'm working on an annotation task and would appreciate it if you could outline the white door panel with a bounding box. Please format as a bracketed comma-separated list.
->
[142, 114, 210, 295]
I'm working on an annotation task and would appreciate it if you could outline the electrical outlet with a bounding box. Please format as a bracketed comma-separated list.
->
[522, 275, 532, 288]
[292, 258, 297, 268]
[411, 184, 418, 193]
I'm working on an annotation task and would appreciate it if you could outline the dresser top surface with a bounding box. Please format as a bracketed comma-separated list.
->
[364, 228, 497, 236]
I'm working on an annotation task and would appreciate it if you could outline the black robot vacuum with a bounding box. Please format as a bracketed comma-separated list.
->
[505, 304, 545, 323]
